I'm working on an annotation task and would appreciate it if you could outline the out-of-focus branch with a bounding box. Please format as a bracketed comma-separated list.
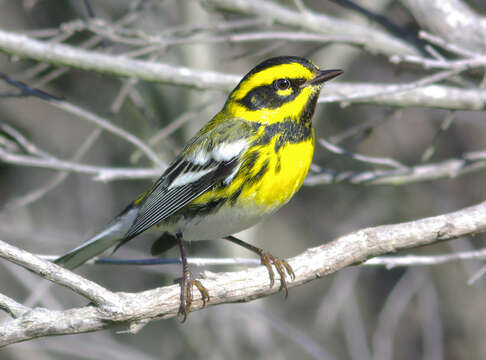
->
[202, 0, 419, 56]
[5, 128, 102, 209]
[0, 28, 239, 90]
[318, 137, 407, 170]
[321, 82, 486, 110]
[305, 150, 486, 186]
[2, 137, 485, 184]
[365, 248, 486, 269]
[46, 247, 486, 269]
[0, 70, 164, 167]
[0, 147, 159, 181]
[402, 0, 486, 52]
[1, 28, 486, 110]
[1, 200, 485, 346]
[48, 100, 165, 168]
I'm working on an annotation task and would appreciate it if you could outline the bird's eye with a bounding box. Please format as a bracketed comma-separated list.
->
[274, 78, 291, 91]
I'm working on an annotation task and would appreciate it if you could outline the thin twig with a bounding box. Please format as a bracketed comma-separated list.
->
[318, 137, 407, 170]
[49, 100, 165, 168]
[204, 0, 418, 56]
[2, 28, 486, 110]
[321, 68, 465, 103]
[0, 294, 30, 318]
[5, 128, 103, 209]
[2, 144, 486, 185]
[0, 123, 54, 159]
[36, 247, 486, 269]
[419, 31, 479, 58]
[365, 248, 486, 269]
[305, 150, 486, 185]
[0, 148, 159, 181]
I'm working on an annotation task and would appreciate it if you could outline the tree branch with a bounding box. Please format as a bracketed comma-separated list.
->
[320, 82, 486, 110]
[305, 150, 486, 186]
[0, 241, 121, 308]
[402, 0, 486, 52]
[2, 144, 485, 185]
[1, 28, 485, 110]
[0, 28, 239, 90]
[202, 0, 420, 56]
[0, 147, 160, 182]
[1, 200, 486, 346]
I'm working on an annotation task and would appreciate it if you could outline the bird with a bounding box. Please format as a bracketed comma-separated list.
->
[54, 56, 343, 321]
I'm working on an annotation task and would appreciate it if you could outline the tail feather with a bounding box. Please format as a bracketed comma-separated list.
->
[55, 206, 139, 270]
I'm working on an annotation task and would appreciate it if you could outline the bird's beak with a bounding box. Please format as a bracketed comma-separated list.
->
[301, 69, 343, 88]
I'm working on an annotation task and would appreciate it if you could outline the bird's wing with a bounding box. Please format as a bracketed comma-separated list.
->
[123, 118, 252, 240]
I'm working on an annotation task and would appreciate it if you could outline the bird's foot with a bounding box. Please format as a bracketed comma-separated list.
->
[178, 268, 210, 322]
[257, 250, 296, 298]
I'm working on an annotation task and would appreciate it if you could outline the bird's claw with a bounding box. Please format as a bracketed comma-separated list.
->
[178, 269, 209, 322]
[259, 251, 295, 299]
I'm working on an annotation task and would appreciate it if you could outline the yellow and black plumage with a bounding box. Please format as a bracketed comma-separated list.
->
[55, 56, 343, 320]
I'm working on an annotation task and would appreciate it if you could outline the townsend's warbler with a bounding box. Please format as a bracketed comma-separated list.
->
[55, 56, 343, 320]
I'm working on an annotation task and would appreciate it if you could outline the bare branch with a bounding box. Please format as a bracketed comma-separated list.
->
[0, 71, 164, 167]
[42, 100, 165, 168]
[1, 200, 486, 346]
[37, 246, 486, 269]
[402, 0, 486, 52]
[0, 28, 239, 91]
[318, 137, 407, 170]
[5, 128, 103, 209]
[203, 0, 419, 56]
[364, 248, 486, 269]
[322, 68, 468, 104]
[0, 240, 121, 308]
[3, 140, 485, 185]
[419, 31, 479, 58]
[0, 123, 53, 159]
[0, 294, 29, 318]
[0, 147, 159, 181]
[320, 81, 486, 110]
[1, 28, 486, 110]
[468, 266, 486, 285]
[305, 150, 486, 186]
[372, 269, 426, 360]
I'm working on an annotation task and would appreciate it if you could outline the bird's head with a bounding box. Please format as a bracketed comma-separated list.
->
[225, 56, 342, 125]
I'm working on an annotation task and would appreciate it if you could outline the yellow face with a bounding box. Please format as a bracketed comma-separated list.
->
[225, 58, 323, 125]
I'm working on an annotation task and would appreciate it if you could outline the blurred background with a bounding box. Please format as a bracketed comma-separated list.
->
[1, 1, 486, 359]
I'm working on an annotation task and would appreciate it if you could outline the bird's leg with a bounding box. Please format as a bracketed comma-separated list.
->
[176, 232, 209, 322]
[224, 235, 295, 298]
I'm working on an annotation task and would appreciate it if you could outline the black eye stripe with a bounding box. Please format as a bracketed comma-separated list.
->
[237, 82, 301, 110]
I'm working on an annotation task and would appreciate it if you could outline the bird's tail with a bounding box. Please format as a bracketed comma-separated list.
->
[54, 206, 139, 270]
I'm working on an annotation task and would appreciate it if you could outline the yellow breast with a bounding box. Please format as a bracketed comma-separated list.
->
[247, 135, 314, 210]
[190, 126, 314, 215]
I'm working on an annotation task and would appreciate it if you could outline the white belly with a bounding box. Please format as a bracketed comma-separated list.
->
[154, 203, 277, 241]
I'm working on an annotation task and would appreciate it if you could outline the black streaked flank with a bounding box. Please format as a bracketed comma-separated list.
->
[241, 150, 260, 174]
[275, 156, 281, 174]
[249, 159, 270, 185]
[230, 185, 243, 205]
